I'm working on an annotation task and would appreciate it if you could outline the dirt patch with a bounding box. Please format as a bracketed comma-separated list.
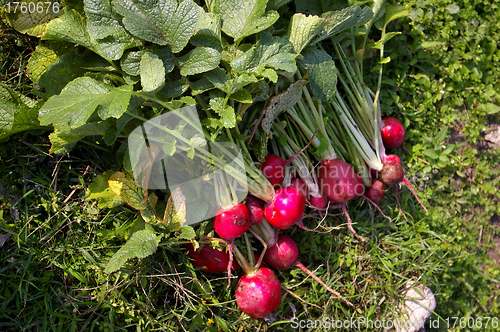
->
[481, 123, 500, 150]
[487, 215, 500, 264]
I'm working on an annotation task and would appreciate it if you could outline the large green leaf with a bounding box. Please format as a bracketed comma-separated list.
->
[39, 77, 133, 128]
[299, 47, 337, 101]
[177, 47, 221, 76]
[287, 13, 330, 54]
[42, 9, 131, 60]
[42, 9, 96, 48]
[84, 0, 136, 59]
[105, 229, 162, 273]
[112, 0, 200, 52]
[231, 32, 298, 78]
[207, 0, 279, 42]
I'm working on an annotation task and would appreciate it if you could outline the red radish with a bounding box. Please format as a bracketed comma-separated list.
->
[263, 234, 353, 306]
[235, 267, 281, 318]
[264, 186, 306, 230]
[290, 177, 308, 199]
[213, 203, 250, 240]
[261, 154, 286, 187]
[381, 117, 405, 149]
[310, 195, 327, 209]
[318, 159, 365, 203]
[184, 243, 239, 273]
[365, 179, 385, 204]
[383, 154, 401, 164]
[245, 195, 265, 225]
[263, 234, 298, 270]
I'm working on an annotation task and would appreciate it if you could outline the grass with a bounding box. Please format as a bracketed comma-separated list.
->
[1, 0, 500, 330]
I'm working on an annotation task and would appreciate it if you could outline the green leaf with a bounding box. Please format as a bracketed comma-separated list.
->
[112, 0, 200, 52]
[261, 79, 308, 135]
[299, 47, 337, 101]
[209, 91, 236, 128]
[0, 85, 42, 140]
[231, 32, 297, 76]
[177, 225, 196, 240]
[312, 6, 373, 45]
[108, 171, 148, 210]
[230, 89, 253, 103]
[26, 44, 60, 83]
[190, 77, 214, 95]
[34, 48, 88, 98]
[422, 148, 439, 160]
[208, 0, 279, 42]
[105, 229, 162, 273]
[39, 77, 133, 128]
[48, 121, 110, 154]
[42, 8, 130, 60]
[86, 171, 125, 209]
[484, 103, 500, 115]
[372, 32, 401, 50]
[3, 0, 59, 36]
[160, 187, 187, 231]
[140, 52, 166, 92]
[383, 5, 408, 27]
[84, 0, 135, 59]
[0, 99, 19, 131]
[42, 9, 98, 53]
[178, 47, 221, 76]
[287, 13, 330, 54]
[121, 47, 175, 76]
[157, 80, 190, 100]
[140, 193, 160, 224]
[191, 12, 223, 52]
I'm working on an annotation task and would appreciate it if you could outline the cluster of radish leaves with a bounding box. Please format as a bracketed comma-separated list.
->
[0, 0, 375, 272]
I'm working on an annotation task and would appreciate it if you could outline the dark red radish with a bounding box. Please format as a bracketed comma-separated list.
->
[213, 203, 250, 240]
[263, 234, 353, 306]
[290, 177, 308, 199]
[264, 186, 306, 230]
[381, 117, 405, 149]
[245, 195, 265, 225]
[379, 161, 404, 186]
[318, 159, 365, 203]
[310, 195, 326, 209]
[365, 179, 385, 204]
[235, 267, 281, 318]
[261, 154, 286, 188]
[184, 243, 239, 273]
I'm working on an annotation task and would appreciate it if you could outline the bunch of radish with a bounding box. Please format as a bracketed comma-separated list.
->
[179, 8, 429, 321]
